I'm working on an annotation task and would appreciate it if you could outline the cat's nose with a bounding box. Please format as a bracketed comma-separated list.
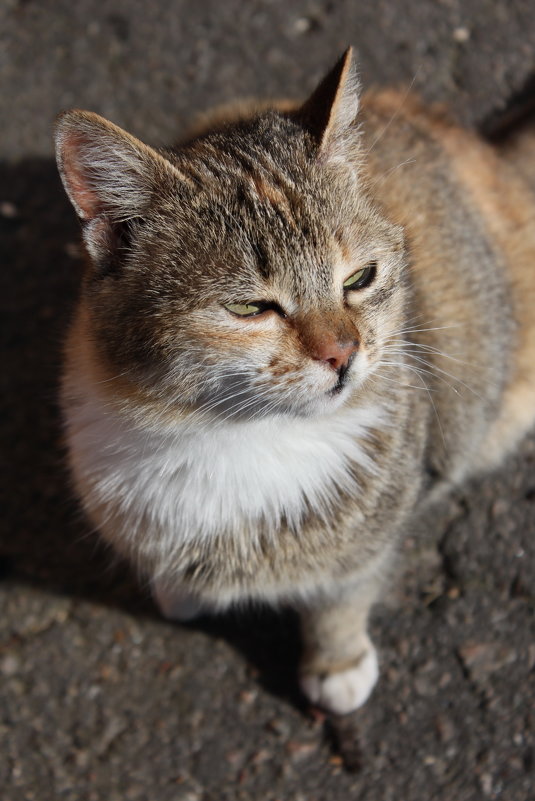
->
[313, 338, 359, 371]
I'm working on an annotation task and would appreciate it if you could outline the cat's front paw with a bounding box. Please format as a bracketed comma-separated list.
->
[299, 645, 379, 715]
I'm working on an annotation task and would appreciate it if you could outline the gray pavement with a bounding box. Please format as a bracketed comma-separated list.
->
[1, 2, 534, 800]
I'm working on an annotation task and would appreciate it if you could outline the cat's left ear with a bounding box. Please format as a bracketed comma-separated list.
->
[54, 110, 186, 268]
[298, 47, 360, 163]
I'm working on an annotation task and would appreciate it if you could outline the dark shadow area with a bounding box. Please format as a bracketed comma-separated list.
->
[0, 157, 301, 704]
[0, 159, 129, 598]
[1, 160, 97, 587]
[481, 70, 535, 141]
[191, 605, 304, 706]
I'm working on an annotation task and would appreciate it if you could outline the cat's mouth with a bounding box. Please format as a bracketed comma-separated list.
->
[328, 361, 352, 397]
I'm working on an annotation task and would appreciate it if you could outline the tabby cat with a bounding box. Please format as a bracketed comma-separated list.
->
[55, 49, 535, 714]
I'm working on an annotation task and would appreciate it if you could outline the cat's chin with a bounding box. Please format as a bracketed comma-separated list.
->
[195, 389, 352, 424]
[292, 384, 356, 419]
[277, 378, 360, 419]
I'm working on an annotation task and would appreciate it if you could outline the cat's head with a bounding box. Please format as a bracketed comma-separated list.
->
[56, 49, 406, 422]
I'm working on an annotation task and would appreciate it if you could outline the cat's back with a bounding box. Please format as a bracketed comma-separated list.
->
[361, 89, 535, 270]
[360, 89, 535, 471]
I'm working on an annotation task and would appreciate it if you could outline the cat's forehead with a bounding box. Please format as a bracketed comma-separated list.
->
[147, 115, 394, 302]
[162, 116, 376, 292]
[179, 189, 337, 299]
[178, 126, 321, 214]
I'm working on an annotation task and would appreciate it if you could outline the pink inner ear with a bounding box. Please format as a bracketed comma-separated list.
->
[61, 131, 103, 220]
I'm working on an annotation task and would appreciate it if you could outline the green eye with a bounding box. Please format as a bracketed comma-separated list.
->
[224, 300, 286, 319]
[224, 302, 264, 317]
[343, 262, 377, 290]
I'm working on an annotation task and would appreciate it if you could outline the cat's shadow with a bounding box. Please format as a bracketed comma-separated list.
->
[0, 157, 303, 708]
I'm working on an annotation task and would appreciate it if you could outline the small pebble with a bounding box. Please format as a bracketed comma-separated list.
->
[268, 717, 291, 737]
[239, 689, 257, 705]
[293, 17, 312, 34]
[1, 654, 20, 676]
[0, 201, 18, 218]
[453, 27, 470, 43]
[458, 641, 516, 680]
[286, 740, 317, 761]
[479, 772, 494, 796]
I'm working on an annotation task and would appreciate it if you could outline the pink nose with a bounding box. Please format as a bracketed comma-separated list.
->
[313, 337, 359, 370]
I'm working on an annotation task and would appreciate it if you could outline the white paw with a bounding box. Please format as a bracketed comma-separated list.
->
[300, 647, 379, 715]
[151, 580, 205, 622]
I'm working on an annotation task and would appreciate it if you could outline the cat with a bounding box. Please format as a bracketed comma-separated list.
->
[54, 48, 535, 715]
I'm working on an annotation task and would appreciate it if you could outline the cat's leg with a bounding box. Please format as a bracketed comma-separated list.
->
[151, 578, 206, 622]
[298, 570, 384, 715]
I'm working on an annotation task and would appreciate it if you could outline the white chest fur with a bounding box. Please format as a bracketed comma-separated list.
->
[65, 383, 385, 547]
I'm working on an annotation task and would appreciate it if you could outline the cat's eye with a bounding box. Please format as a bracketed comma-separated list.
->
[343, 262, 377, 291]
[224, 300, 286, 319]
[225, 302, 265, 317]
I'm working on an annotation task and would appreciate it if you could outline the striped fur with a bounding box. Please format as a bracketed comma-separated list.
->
[55, 50, 535, 714]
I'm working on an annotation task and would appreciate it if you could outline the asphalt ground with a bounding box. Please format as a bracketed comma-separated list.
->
[1, 2, 534, 800]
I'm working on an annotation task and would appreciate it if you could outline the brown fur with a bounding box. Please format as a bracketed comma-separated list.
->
[55, 49, 535, 714]
[362, 89, 535, 471]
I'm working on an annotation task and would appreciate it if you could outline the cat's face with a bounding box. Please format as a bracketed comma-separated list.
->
[57, 53, 407, 421]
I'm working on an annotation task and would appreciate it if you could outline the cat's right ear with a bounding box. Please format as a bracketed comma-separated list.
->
[298, 47, 361, 164]
[54, 110, 185, 267]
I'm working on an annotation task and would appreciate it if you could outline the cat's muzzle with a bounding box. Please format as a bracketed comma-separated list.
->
[328, 356, 354, 396]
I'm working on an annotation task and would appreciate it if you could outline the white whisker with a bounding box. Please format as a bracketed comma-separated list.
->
[364, 70, 420, 155]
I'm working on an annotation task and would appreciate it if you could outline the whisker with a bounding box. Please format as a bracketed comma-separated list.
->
[367, 157, 417, 191]
[372, 365, 436, 392]
[406, 353, 486, 400]
[380, 358, 447, 447]
[93, 367, 136, 385]
[388, 323, 464, 337]
[195, 385, 271, 422]
[364, 69, 420, 155]
[384, 343, 495, 380]
[380, 357, 462, 396]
